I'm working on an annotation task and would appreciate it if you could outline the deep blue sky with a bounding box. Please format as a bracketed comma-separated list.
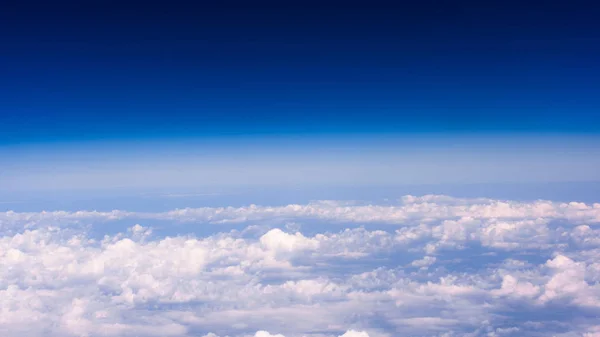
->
[1, 1, 600, 144]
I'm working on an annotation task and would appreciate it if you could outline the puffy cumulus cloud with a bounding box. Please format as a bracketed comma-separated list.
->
[491, 275, 540, 299]
[538, 255, 600, 307]
[2, 195, 600, 336]
[259, 228, 319, 255]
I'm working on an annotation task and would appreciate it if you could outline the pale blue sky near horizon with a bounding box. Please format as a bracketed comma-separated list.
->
[2, 135, 599, 191]
[2, 133, 599, 212]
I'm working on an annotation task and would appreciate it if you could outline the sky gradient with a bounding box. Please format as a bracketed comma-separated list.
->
[2, 1, 600, 144]
[2, 134, 599, 194]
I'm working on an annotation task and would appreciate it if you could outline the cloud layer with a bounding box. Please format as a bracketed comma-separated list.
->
[2, 195, 600, 336]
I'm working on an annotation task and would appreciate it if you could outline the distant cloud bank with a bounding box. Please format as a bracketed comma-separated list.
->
[2, 195, 600, 336]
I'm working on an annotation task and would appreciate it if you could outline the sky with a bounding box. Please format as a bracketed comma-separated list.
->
[2, 2, 600, 337]
[2, 1, 599, 194]
[1, 1, 600, 143]
[2, 135, 600, 195]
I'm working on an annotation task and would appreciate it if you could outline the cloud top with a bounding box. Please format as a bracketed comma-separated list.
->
[2, 195, 600, 336]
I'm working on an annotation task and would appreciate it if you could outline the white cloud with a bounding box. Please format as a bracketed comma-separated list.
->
[339, 331, 370, 337]
[2, 195, 600, 336]
[260, 228, 319, 254]
[3, 195, 600, 229]
[411, 256, 437, 268]
[491, 275, 540, 298]
[254, 331, 285, 337]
